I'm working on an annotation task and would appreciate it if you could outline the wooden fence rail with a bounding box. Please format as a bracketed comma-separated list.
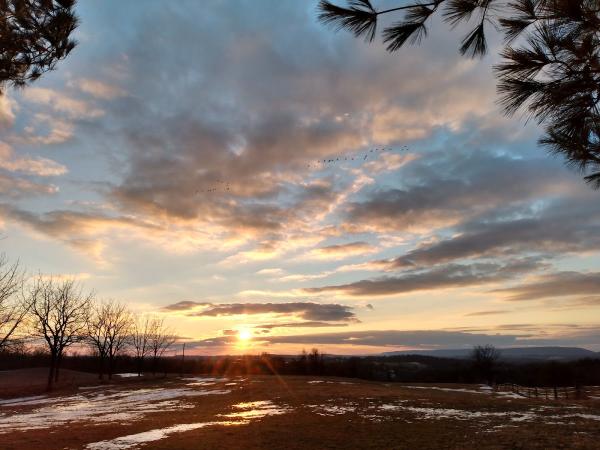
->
[494, 383, 600, 400]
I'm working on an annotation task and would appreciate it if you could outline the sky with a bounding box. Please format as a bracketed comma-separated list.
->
[1, 0, 599, 355]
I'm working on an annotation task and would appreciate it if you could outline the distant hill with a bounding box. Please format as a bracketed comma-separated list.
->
[381, 347, 599, 361]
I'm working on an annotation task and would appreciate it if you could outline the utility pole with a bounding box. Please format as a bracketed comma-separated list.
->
[180, 342, 185, 377]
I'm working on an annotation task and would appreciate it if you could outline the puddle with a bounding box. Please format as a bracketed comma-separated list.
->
[115, 373, 140, 378]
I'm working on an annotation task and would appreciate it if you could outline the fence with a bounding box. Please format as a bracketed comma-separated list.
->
[494, 383, 600, 400]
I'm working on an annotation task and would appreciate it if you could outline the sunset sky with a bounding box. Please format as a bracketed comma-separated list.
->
[1, 0, 599, 354]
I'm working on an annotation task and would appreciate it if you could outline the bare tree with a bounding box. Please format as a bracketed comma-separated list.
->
[0, 0, 79, 92]
[87, 299, 132, 380]
[0, 255, 27, 351]
[318, 0, 600, 186]
[148, 316, 176, 376]
[131, 315, 152, 376]
[28, 276, 92, 391]
[472, 344, 501, 385]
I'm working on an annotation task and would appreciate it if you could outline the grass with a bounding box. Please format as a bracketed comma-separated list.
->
[1, 371, 599, 449]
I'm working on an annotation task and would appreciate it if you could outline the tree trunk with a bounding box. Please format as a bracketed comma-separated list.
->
[137, 356, 143, 376]
[98, 356, 105, 380]
[54, 354, 62, 383]
[47, 353, 56, 392]
[108, 356, 114, 380]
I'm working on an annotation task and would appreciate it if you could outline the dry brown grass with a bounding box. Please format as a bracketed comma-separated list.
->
[1, 374, 599, 449]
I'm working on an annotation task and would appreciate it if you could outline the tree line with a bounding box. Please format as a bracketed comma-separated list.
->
[0, 255, 176, 390]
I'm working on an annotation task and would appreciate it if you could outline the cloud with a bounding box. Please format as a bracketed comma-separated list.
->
[0, 174, 58, 198]
[0, 205, 158, 260]
[464, 310, 511, 317]
[308, 241, 375, 260]
[70, 78, 127, 100]
[0, 143, 67, 177]
[305, 259, 543, 297]
[58, 0, 517, 253]
[161, 300, 212, 311]
[262, 329, 519, 348]
[344, 151, 575, 234]
[254, 321, 351, 330]
[388, 198, 600, 268]
[262, 327, 600, 349]
[491, 271, 600, 301]
[163, 301, 357, 322]
[188, 325, 600, 351]
[0, 94, 16, 129]
[22, 87, 104, 119]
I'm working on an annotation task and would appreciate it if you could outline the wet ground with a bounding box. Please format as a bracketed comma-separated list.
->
[1, 375, 600, 449]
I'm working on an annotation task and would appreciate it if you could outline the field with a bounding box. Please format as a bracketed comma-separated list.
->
[1, 370, 600, 449]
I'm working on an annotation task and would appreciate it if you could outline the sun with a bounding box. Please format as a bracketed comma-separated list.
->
[238, 329, 252, 342]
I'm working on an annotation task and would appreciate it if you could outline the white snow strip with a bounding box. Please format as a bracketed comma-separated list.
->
[86, 421, 245, 450]
[402, 386, 488, 395]
[86, 400, 292, 449]
[220, 400, 292, 419]
[0, 387, 231, 433]
[0, 395, 48, 407]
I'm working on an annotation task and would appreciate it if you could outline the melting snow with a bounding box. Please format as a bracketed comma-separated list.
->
[0, 387, 231, 433]
[220, 400, 292, 419]
[403, 385, 491, 395]
[86, 400, 292, 449]
[86, 421, 245, 450]
[0, 395, 49, 407]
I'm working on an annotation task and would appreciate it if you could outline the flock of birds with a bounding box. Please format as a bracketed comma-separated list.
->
[305, 145, 409, 169]
[195, 145, 410, 195]
[196, 179, 230, 194]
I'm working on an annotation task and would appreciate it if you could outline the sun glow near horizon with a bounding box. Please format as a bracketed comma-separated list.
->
[238, 328, 253, 344]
